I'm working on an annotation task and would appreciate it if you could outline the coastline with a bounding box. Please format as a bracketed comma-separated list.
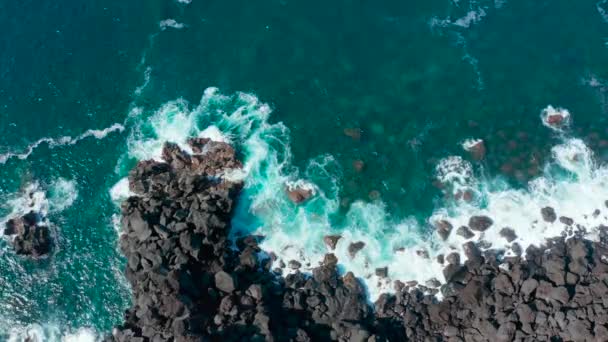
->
[108, 137, 608, 341]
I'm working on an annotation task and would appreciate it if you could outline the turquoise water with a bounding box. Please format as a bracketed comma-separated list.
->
[3, 0, 608, 339]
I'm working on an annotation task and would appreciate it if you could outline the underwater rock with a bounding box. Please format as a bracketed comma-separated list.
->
[463, 139, 486, 161]
[343, 127, 362, 140]
[352, 159, 365, 172]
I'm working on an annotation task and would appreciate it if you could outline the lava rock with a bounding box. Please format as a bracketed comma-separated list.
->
[541, 206, 557, 223]
[468, 215, 493, 232]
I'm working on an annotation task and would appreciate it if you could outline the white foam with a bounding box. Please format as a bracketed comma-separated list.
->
[462, 138, 483, 151]
[159, 19, 186, 31]
[176, 0, 192, 3]
[598, 0, 608, 23]
[0, 123, 124, 165]
[134, 67, 152, 96]
[199, 125, 229, 143]
[453, 8, 487, 28]
[7, 324, 97, 342]
[109, 177, 133, 202]
[540, 105, 571, 132]
[48, 179, 79, 212]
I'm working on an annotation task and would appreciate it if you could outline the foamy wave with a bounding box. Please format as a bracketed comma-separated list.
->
[134, 66, 152, 96]
[176, 0, 192, 3]
[453, 8, 487, 28]
[7, 324, 97, 342]
[598, 0, 608, 23]
[159, 19, 186, 31]
[0, 123, 124, 165]
[109, 178, 133, 203]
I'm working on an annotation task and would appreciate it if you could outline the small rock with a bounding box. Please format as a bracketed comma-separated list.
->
[416, 249, 430, 259]
[323, 235, 342, 250]
[348, 241, 366, 259]
[541, 206, 557, 223]
[468, 215, 493, 231]
[462, 242, 482, 265]
[323, 253, 338, 266]
[215, 271, 236, 293]
[375, 267, 388, 278]
[286, 185, 313, 204]
[288, 260, 302, 270]
[446, 252, 460, 265]
[426, 278, 441, 288]
[559, 216, 574, 225]
[434, 220, 453, 240]
[546, 114, 564, 126]
[499, 227, 517, 242]
[456, 226, 475, 239]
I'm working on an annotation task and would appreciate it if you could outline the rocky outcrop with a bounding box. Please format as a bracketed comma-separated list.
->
[110, 138, 608, 341]
[4, 211, 53, 257]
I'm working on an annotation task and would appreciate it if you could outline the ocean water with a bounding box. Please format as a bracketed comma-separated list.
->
[3, 0, 608, 340]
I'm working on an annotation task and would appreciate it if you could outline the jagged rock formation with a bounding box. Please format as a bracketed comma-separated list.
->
[110, 138, 608, 341]
[4, 211, 53, 257]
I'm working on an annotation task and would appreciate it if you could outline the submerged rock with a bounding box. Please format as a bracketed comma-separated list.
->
[343, 127, 362, 140]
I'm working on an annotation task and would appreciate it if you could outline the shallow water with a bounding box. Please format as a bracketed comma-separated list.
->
[3, 0, 608, 339]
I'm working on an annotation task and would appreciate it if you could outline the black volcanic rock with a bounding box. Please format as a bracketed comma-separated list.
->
[468, 215, 493, 231]
[541, 206, 557, 223]
[4, 211, 53, 257]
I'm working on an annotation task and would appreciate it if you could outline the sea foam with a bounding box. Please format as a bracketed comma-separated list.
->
[0, 123, 124, 165]
[7, 324, 97, 342]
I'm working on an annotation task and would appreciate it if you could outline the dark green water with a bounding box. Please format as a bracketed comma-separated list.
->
[2, 0, 608, 339]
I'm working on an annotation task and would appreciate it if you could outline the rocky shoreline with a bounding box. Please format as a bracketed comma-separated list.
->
[108, 138, 608, 341]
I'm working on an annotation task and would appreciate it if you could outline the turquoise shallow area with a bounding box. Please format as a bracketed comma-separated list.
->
[2, 0, 608, 338]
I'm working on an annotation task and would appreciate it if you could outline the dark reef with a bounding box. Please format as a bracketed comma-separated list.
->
[109, 139, 608, 341]
[4, 211, 53, 258]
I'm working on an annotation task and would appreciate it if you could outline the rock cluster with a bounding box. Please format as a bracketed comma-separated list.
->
[3, 211, 53, 257]
[110, 139, 608, 341]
